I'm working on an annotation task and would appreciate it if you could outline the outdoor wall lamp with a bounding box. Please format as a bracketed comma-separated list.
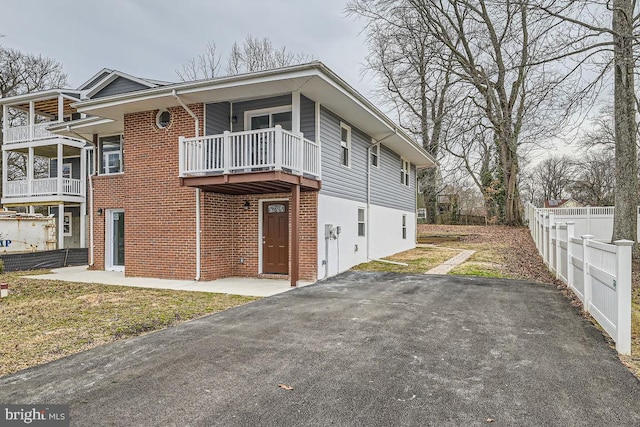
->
[97, 208, 103, 216]
[231, 115, 238, 124]
[243, 200, 250, 210]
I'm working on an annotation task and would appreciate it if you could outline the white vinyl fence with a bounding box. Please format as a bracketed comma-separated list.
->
[525, 204, 633, 355]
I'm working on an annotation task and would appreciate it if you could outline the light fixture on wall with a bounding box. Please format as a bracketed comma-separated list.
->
[231, 115, 238, 124]
[97, 208, 103, 216]
[243, 200, 250, 210]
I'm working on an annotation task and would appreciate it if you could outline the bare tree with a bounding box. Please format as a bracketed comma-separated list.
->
[531, 0, 638, 245]
[177, 36, 311, 81]
[531, 155, 575, 202]
[349, 0, 571, 225]
[347, 2, 456, 223]
[176, 41, 221, 81]
[569, 150, 615, 206]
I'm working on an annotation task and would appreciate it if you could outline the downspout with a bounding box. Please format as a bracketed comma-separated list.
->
[173, 90, 202, 280]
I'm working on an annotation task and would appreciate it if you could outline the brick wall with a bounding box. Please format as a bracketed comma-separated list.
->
[91, 103, 318, 281]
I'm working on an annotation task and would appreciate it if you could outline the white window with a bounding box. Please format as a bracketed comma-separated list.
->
[402, 214, 407, 240]
[340, 123, 351, 167]
[99, 135, 123, 175]
[358, 208, 366, 237]
[86, 147, 95, 176]
[401, 158, 410, 186]
[246, 106, 292, 131]
[417, 208, 427, 219]
[63, 212, 72, 236]
[371, 143, 379, 167]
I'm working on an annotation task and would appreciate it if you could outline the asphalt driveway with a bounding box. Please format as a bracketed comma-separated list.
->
[1, 272, 639, 426]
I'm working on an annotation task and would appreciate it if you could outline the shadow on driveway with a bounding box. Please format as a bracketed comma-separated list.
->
[1, 271, 639, 426]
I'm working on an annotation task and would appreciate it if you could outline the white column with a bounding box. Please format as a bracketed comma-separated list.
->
[58, 203, 65, 249]
[27, 146, 34, 196]
[29, 206, 34, 214]
[2, 149, 7, 198]
[613, 239, 633, 355]
[57, 142, 63, 196]
[2, 104, 7, 142]
[292, 90, 301, 135]
[80, 147, 87, 196]
[29, 101, 35, 140]
[80, 202, 86, 248]
[57, 94, 64, 123]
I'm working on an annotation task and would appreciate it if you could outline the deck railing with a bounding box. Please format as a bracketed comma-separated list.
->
[3, 122, 58, 144]
[179, 126, 320, 179]
[4, 177, 84, 197]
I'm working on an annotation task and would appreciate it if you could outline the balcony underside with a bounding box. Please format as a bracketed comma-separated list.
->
[2, 195, 85, 206]
[180, 170, 321, 195]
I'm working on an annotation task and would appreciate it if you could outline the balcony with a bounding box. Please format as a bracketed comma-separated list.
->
[179, 126, 321, 194]
[3, 178, 85, 202]
[4, 122, 58, 144]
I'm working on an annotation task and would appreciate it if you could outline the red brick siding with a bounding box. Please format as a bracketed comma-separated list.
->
[90, 103, 318, 281]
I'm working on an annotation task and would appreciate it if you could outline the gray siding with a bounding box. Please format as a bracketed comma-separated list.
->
[92, 77, 149, 98]
[50, 157, 81, 179]
[80, 71, 110, 91]
[318, 107, 368, 203]
[370, 144, 416, 211]
[205, 102, 231, 135]
[300, 95, 315, 142]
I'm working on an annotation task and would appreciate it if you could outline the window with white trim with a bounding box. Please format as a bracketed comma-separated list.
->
[246, 106, 292, 131]
[401, 158, 410, 186]
[358, 207, 366, 237]
[63, 212, 72, 236]
[371, 143, 379, 167]
[62, 163, 72, 179]
[340, 123, 351, 167]
[402, 214, 407, 239]
[99, 135, 123, 175]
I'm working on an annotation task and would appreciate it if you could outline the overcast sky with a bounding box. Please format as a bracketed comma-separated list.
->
[1, 0, 375, 95]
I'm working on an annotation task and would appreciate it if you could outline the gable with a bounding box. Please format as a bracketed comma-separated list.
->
[78, 71, 112, 91]
[92, 77, 151, 99]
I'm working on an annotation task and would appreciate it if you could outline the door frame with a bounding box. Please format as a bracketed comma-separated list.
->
[258, 198, 289, 275]
[105, 208, 125, 272]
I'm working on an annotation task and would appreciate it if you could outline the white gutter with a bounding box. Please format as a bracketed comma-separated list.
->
[172, 90, 202, 281]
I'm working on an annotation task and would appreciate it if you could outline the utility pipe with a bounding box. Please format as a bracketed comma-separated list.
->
[173, 90, 202, 280]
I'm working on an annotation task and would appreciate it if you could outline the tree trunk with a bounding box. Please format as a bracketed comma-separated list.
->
[612, 0, 638, 245]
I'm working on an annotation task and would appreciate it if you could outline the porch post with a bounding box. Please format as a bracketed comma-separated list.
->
[57, 142, 63, 196]
[2, 104, 7, 142]
[2, 149, 7, 198]
[292, 90, 301, 135]
[57, 94, 64, 123]
[80, 202, 86, 249]
[29, 101, 34, 140]
[58, 203, 65, 249]
[290, 183, 300, 287]
[27, 146, 34, 196]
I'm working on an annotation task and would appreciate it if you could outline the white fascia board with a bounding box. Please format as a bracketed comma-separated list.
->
[0, 89, 82, 106]
[83, 70, 160, 99]
[77, 68, 113, 90]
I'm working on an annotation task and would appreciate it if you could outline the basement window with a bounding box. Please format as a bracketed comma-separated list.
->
[402, 214, 407, 240]
[156, 110, 171, 129]
[358, 208, 366, 237]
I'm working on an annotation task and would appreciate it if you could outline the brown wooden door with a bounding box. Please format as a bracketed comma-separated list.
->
[263, 202, 289, 274]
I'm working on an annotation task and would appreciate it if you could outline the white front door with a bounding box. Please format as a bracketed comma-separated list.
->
[106, 209, 125, 272]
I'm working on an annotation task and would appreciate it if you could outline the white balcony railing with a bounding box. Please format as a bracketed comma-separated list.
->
[4, 178, 84, 198]
[3, 122, 58, 144]
[179, 126, 321, 179]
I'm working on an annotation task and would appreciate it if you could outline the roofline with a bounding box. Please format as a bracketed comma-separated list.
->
[47, 116, 114, 131]
[83, 70, 165, 98]
[0, 89, 82, 106]
[73, 61, 436, 166]
[77, 68, 113, 90]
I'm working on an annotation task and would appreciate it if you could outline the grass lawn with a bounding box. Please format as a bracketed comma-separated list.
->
[0, 271, 258, 377]
[352, 246, 459, 273]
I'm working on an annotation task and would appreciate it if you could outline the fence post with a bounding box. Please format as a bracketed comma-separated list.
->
[613, 239, 633, 355]
[548, 212, 555, 267]
[223, 131, 231, 174]
[542, 214, 548, 265]
[555, 223, 562, 278]
[566, 222, 575, 288]
[581, 234, 594, 314]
